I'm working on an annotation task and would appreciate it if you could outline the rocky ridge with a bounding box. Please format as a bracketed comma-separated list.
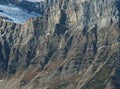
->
[0, 0, 120, 89]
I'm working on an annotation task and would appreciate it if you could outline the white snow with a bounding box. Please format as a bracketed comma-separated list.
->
[0, 4, 41, 24]
[24, 0, 44, 2]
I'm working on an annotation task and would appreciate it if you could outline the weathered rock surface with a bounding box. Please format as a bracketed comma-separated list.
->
[0, 0, 120, 89]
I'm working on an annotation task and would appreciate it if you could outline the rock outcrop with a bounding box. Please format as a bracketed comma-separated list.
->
[0, 0, 120, 89]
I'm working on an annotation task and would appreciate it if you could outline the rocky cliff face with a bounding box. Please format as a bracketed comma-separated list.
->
[0, 0, 120, 89]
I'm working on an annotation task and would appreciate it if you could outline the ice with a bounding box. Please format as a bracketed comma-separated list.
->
[0, 4, 41, 24]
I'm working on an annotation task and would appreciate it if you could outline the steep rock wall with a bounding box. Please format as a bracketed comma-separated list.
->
[0, 0, 120, 89]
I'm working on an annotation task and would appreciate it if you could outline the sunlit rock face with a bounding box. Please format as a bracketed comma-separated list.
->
[0, 0, 120, 89]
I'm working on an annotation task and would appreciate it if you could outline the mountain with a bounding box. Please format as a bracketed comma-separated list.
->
[0, 0, 120, 89]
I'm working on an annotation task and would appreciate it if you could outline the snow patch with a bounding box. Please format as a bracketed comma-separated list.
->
[0, 4, 41, 24]
[24, 0, 44, 2]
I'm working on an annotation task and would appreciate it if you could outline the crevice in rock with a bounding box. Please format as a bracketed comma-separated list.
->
[64, 36, 73, 57]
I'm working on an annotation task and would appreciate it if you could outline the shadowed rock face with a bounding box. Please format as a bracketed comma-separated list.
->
[0, 0, 120, 89]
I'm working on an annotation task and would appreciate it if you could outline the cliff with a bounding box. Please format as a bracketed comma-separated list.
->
[0, 0, 120, 89]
